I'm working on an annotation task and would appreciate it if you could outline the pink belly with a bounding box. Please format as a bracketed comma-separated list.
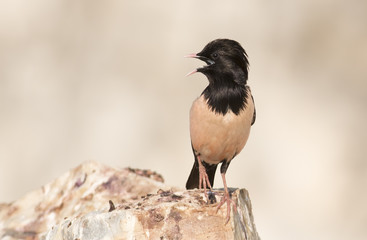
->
[190, 95, 254, 165]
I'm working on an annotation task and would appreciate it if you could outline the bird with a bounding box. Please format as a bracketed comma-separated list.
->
[185, 39, 256, 222]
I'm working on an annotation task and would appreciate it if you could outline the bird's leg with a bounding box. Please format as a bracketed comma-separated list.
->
[216, 161, 237, 224]
[197, 155, 212, 199]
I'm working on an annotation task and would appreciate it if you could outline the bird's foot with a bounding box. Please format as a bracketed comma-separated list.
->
[216, 190, 237, 224]
[198, 163, 213, 201]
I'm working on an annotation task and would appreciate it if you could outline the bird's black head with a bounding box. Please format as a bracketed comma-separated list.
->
[186, 39, 249, 85]
[186, 39, 251, 115]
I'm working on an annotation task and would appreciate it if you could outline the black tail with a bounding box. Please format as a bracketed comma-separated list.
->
[186, 157, 217, 189]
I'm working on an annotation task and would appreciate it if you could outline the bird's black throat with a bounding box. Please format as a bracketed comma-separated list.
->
[202, 80, 249, 115]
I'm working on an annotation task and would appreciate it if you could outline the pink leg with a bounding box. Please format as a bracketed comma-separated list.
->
[216, 172, 237, 224]
[197, 155, 212, 198]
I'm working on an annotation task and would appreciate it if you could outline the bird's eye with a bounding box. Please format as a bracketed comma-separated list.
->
[212, 53, 218, 59]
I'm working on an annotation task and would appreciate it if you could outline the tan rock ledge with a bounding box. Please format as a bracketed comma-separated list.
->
[0, 161, 260, 240]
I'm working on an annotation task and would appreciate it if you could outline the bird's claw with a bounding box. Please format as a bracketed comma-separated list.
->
[198, 160, 213, 201]
[216, 191, 237, 224]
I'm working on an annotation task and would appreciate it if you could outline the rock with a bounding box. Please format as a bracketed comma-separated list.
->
[0, 161, 260, 240]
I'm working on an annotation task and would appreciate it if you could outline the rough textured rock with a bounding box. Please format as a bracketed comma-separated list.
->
[0, 161, 260, 240]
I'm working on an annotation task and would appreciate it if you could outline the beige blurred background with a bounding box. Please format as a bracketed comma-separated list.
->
[1, 0, 366, 239]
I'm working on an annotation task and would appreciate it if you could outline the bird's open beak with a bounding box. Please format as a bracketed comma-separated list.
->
[184, 53, 215, 76]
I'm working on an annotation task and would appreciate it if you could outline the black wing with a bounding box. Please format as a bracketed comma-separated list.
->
[251, 94, 256, 126]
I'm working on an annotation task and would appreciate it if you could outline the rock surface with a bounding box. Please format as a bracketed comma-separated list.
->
[0, 161, 260, 240]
